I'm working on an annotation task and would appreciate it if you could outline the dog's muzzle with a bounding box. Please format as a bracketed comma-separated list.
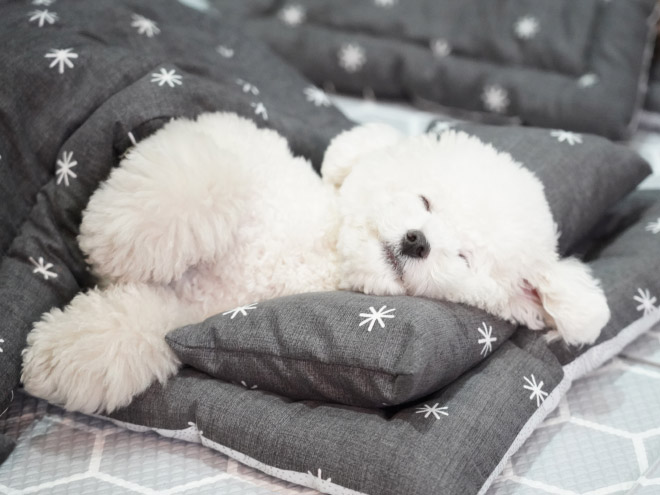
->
[401, 230, 430, 259]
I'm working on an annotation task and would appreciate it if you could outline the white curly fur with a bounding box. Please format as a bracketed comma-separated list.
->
[21, 113, 610, 414]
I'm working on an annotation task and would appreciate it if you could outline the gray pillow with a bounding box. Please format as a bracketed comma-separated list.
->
[167, 292, 516, 408]
[427, 122, 652, 253]
[167, 123, 650, 408]
[220, 0, 659, 140]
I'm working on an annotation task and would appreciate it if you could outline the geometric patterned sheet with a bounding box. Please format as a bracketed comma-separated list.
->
[1, 321, 659, 495]
[489, 322, 660, 495]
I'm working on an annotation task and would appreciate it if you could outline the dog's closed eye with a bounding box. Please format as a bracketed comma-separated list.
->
[459, 251, 471, 268]
[420, 195, 431, 212]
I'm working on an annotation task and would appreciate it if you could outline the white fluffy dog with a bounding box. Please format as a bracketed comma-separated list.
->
[21, 112, 610, 414]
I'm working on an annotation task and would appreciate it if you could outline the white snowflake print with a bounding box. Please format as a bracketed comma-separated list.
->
[523, 374, 548, 407]
[338, 43, 366, 73]
[240, 381, 258, 390]
[236, 78, 259, 95]
[55, 151, 78, 186]
[359, 305, 395, 332]
[216, 45, 234, 58]
[481, 85, 509, 113]
[634, 288, 658, 316]
[45, 48, 78, 74]
[131, 14, 160, 37]
[427, 120, 455, 137]
[222, 303, 257, 319]
[514, 15, 539, 40]
[32, 0, 54, 5]
[151, 68, 182, 88]
[415, 403, 449, 419]
[550, 130, 583, 146]
[279, 4, 306, 26]
[303, 86, 331, 107]
[578, 73, 599, 88]
[430, 38, 451, 58]
[477, 322, 497, 357]
[374, 0, 397, 7]
[645, 218, 660, 235]
[0, 338, 4, 353]
[29, 256, 58, 280]
[305, 469, 334, 492]
[250, 102, 268, 121]
[28, 9, 58, 27]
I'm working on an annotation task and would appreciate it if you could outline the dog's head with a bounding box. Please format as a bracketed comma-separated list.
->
[323, 124, 502, 300]
[322, 124, 609, 346]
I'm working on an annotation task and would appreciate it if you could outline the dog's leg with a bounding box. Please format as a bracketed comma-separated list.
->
[79, 128, 251, 285]
[510, 258, 610, 346]
[21, 283, 202, 414]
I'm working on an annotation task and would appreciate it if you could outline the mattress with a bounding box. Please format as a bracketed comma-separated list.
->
[1, 321, 658, 495]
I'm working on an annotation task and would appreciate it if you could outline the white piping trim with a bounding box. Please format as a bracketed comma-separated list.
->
[477, 310, 660, 495]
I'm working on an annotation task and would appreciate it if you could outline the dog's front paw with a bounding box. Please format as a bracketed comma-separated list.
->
[21, 285, 185, 414]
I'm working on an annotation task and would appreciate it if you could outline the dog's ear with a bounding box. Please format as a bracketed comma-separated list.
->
[321, 123, 403, 188]
[510, 258, 610, 346]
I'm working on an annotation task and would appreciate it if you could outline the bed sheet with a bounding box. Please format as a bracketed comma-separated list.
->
[489, 325, 660, 495]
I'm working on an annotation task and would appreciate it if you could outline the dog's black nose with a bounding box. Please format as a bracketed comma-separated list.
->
[401, 230, 430, 259]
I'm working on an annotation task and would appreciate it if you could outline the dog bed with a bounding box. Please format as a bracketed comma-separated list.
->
[205, 0, 659, 140]
[1, 2, 660, 494]
[95, 187, 660, 495]
[2, 327, 660, 495]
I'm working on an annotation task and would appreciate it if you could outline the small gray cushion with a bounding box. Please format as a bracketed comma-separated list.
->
[167, 293, 516, 408]
[168, 122, 650, 408]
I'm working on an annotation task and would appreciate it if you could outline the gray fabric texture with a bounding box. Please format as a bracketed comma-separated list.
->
[0, 435, 13, 466]
[208, 0, 659, 140]
[645, 39, 660, 113]
[108, 189, 660, 495]
[167, 293, 517, 408]
[113, 336, 565, 495]
[0, 0, 352, 459]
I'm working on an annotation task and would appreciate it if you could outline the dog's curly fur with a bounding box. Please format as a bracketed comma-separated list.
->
[21, 112, 610, 414]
